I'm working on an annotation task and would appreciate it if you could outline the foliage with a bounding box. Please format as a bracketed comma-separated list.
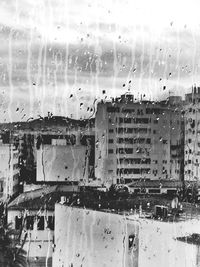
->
[0, 223, 27, 267]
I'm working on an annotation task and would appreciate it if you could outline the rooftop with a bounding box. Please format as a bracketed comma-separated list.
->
[8, 185, 200, 223]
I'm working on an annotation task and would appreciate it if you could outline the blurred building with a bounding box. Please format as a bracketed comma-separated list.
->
[95, 94, 184, 184]
[184, 86, 200, 181]
[0, 142, 19, 200]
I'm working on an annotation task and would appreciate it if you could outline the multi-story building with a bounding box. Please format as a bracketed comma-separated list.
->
[0, 142, 20, 200]
[184, 86, 200, 181]
[95, 94, 184, 185]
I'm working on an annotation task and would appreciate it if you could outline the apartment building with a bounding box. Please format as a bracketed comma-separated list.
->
[184, 86, 200, 181]
[0, 142, 19, 200]
[95, 94, 183, 184]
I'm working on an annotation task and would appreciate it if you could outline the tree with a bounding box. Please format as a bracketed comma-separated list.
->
[0, 223, 27, 267]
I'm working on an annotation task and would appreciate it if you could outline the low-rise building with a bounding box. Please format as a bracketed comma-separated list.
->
[7, 185, 79, 267]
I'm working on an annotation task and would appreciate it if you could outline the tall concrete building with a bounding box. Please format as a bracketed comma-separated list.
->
[184, 86, 200, 181]
[0, 142, 20, 200]
[95, 93, 184, 185]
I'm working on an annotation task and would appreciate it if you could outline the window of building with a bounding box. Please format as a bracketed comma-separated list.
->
[153, 130, 156, 134]
[107, 107, 120, 113]
[109, 129, 114, 133]
[149, 189, 161, 194]
[134, 118, 150, 124]
[37, 216, 44, 230]
[108, 149, 114, 154]
[116, 148, 133, 154]
[188, 139, 192, 143]
[26, 216, 34, 230]
[122, 108, 135, 113]
[108, 139, 113, 143]
[124, 118, 132, 123]
[133, 128, 148, 134]
[47, 216, 54, 230]
[15, 216, 22, 230]
[146, 138, 151, 144]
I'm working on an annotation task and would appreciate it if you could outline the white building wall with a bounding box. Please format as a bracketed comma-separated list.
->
[37, 145, 87, 182]
[53, 204, 139, 267]
[53, 205, 200, 267]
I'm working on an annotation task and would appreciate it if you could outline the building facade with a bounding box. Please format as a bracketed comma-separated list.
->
[184, 86, 200, 181]
[0, 143, 19, 200]
[36, 143, 87, 182]
[95, 94, 183, 185]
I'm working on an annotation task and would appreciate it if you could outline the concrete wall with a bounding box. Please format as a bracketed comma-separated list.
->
[37, 145, 87, 182]
[53, 205, 200, 267]
[53, 204, 139, 267]
[139, 218, 200, 267]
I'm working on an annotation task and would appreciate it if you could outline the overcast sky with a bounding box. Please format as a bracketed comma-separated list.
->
[0, 0, 200, 122]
